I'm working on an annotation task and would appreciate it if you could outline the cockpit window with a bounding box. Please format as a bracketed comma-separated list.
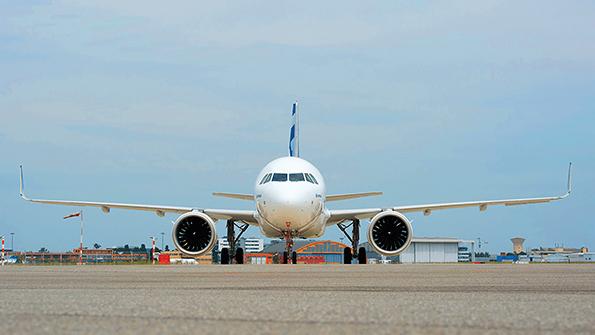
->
[304, 173, 314, 184]
[259, 173, 272, 185]
[289, 173, 305, 182]
[259, 174, 269, 185]
[272, 173, 288, 182]
[307, 173, 319, 184]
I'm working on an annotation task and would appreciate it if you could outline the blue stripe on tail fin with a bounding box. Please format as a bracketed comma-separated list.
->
[289, 102, 299, 157]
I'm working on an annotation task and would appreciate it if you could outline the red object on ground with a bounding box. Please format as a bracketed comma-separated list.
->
[158, 254, 170, 265]
[297, 256, 325, 264]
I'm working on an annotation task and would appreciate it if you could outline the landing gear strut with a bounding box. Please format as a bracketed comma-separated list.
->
[221, 219, 249, 264]
[281, 222, 297, 264]
[337, 219, 367, 264]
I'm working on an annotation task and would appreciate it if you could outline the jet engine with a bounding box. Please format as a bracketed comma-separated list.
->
[172, 211, 217, 256]
[367, 210, 413, 256]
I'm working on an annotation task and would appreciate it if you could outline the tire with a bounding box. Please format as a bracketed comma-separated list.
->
[358, 247, 367, 264]
[292, 251, 298, 264]
[221, 248, 229, 265]
[343, 247, 352, 264]
[235, 248, 244, 264]
[282, 251, 289, 264]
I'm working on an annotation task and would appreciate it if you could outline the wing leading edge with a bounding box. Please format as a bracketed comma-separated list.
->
[19, 166, 258, 225]
[328, 163, 572, 225]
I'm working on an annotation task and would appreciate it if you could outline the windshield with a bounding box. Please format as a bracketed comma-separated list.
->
[289, 173, 305, 182]
[271, 173, 288, 182]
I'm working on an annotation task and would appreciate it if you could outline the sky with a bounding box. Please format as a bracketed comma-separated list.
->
[1, 1, 594, 253]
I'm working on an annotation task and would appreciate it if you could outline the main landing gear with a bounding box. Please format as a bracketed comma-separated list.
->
[220, 219, 249, 265]
[337, 219, 367, 264]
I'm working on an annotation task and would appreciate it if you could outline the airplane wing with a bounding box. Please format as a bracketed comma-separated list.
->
[19, 166, 258, 225]
[328, 163, 572, 225]
[212, 192, 254, 201]
[326, 192, 383, 202]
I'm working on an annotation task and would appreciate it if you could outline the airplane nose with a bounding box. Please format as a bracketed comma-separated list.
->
[275, 194, 307, 215]
[266, 189, 314, 227]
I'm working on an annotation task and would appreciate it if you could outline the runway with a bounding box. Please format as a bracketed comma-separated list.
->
[1, 264, 594, 334]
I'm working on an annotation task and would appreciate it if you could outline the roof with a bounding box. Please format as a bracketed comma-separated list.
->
[295, 240, 349, 253]
[411, 237, 474, 244]
[261, 240, 313, 254]
[261, 240, 350, 254]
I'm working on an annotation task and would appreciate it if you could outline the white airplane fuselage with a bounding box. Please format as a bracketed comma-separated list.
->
[254, 157, 329, 239]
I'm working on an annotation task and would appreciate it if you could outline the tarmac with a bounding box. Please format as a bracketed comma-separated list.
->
[1, 263, 594, 335]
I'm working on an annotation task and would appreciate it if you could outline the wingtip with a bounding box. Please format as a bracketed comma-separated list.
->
[558, 162, 573, 199]
[567, 162, 573, 195]
[19, 164, 27, 199]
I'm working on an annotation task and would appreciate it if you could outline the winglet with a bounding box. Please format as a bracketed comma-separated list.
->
[19, 165, 30, 200]
[560, 162, 572, 199]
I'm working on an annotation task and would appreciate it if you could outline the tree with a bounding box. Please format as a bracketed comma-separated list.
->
[140, 243, 146, 251]
[93, 243, 101, 249]
[165, 245, 170, 251]
[38, 247, 48, 253]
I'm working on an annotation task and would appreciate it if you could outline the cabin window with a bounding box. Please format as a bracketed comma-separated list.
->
[272, 173, 288, 182]
[289, 173, 305, 182]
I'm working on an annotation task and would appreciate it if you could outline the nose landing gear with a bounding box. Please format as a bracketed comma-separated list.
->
[281, 223, 298, 264]
[337, 219, 367, 264]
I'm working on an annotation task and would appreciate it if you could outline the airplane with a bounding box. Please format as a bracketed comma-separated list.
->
[19, 103, 572, 264]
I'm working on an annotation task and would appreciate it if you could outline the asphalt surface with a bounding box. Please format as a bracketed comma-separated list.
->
[1, 264, 594, 335]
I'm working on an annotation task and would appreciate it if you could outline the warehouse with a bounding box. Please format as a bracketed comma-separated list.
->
[363, 237, 475, 264]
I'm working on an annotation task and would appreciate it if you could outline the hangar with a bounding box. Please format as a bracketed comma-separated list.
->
[363, 237, 475, 264]
[259, 240, 349, 264]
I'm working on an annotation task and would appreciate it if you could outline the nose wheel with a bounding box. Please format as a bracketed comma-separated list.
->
[337, 219, 367, 264]
[282, 223, 298, 264]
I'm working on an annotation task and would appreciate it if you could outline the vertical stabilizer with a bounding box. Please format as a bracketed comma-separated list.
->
[289, 102, 299, 157]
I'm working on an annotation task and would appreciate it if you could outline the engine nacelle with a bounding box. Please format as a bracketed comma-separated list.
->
[367, 211, 413, 256]
[172, 211, 217, 256]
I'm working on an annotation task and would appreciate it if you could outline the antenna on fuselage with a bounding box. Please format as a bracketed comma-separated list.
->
[289, 101, 299, 157]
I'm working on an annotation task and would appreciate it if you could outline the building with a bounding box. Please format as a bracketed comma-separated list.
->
[363, 237, 475, 264]
[511, 237, 526, 254]
[218, 237, 264, 253]
[458, 246, 472, 262]
[260, 240, 349, 264]
[246, 253, 274, 264]
[255, 238, 475, 264]
[400, 238, 474, 263]
[19, 248, 149, 264]
[244, 238, 264, 253]
[568, 253, 594, 262]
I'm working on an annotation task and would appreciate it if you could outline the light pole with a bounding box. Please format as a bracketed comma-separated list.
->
[150, 236, 155, 265]
[160, 232, 165, 251]
[79, 211, 84, 265]
[1, 235, 4, 266]
[10, 233, 14, 252]
[63, 210, 84, 265]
